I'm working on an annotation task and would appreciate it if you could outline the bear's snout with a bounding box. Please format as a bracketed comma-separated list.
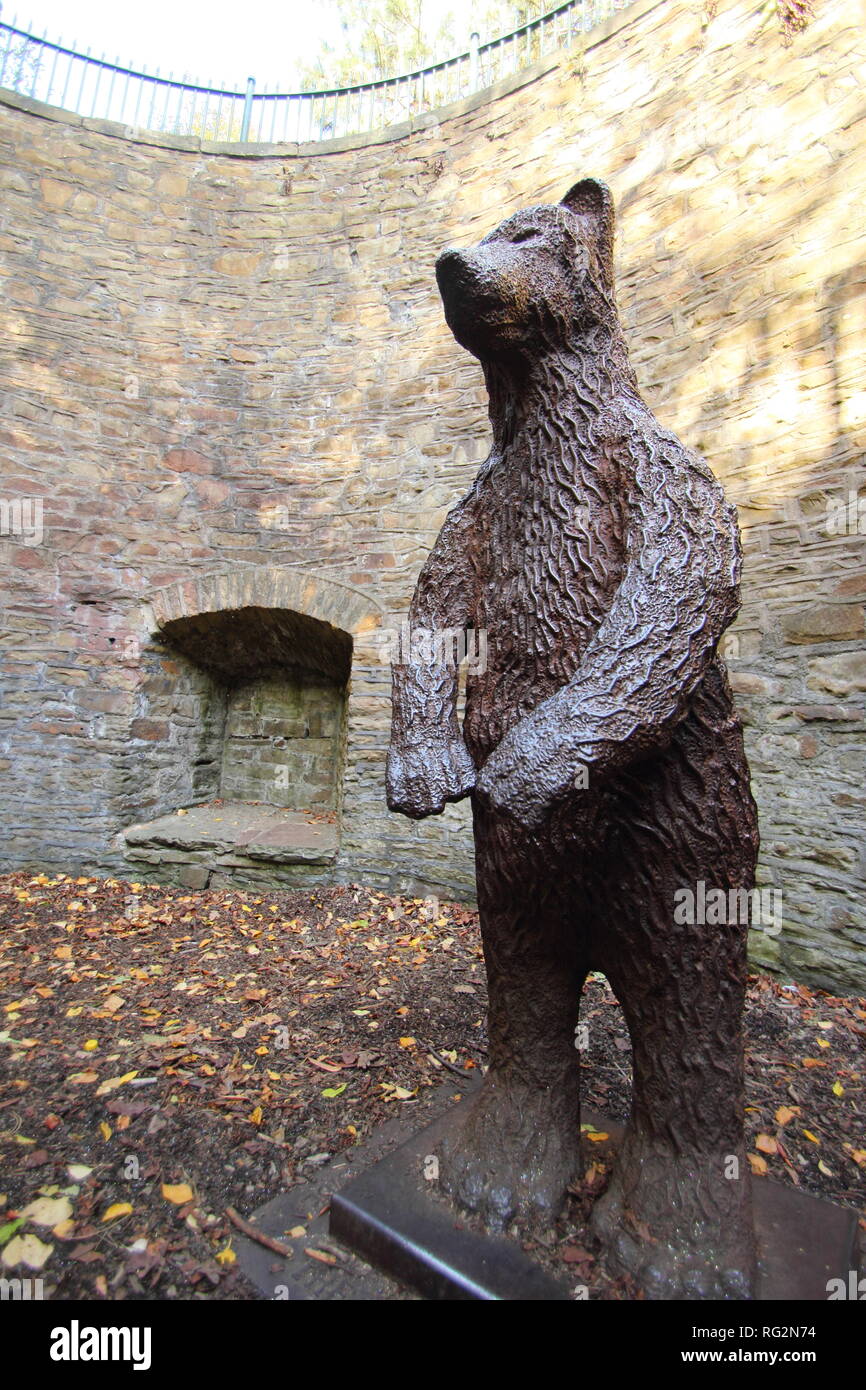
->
[435, 246, 475, 297]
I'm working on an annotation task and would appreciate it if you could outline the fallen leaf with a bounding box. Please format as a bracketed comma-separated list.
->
[321, 1085, 346, 1099]
[215, 1243, 236, 1266]
[803, 1130, 821, 1145]
[774, 1106, 798, 1126]
[161, 1183, 194, 1206]
[101, 1203, 133, 1222]
[19, 1196, 72, 1227]
[561, 1245, 592, 1264]
[748, 1153, 768, 1176]
[0, 1219, 23, 1247]
[95, 1071, 138, 1097]
[2, 1233, 53, 1269]
[755, 1134, 778, 1155]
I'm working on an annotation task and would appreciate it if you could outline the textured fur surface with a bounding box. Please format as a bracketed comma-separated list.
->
[387, 180, 760, 1299]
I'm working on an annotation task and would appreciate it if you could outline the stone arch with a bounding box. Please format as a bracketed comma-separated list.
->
[147, 566, 384, 641]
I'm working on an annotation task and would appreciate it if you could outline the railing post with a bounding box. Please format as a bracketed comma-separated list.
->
[469, 31, 480, 94]
[240, 74, 255, 141]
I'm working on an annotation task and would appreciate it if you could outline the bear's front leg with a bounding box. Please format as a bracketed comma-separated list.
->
[387, 486, 482, 820]
[436, 801, 587, 1232]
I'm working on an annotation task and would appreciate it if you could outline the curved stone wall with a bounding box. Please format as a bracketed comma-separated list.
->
[0, 0, 864, 989]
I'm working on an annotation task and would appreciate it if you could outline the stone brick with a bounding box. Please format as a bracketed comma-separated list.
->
[807, 652, 866, 695]
[782, 603, 866, 646]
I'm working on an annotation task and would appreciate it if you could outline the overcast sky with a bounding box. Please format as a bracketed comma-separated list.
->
[0, 0, 467, 88]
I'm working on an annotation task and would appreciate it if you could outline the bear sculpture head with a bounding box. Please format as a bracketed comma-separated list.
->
[435, 177, 619, 366]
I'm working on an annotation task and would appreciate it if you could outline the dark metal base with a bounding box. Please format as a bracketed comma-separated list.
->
[329, 1094, 862, 1301]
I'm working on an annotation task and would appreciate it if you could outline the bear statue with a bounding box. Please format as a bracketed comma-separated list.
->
[386, 178, 759, 1300]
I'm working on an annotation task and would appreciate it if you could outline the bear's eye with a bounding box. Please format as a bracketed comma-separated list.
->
[510, 228, 541, 244]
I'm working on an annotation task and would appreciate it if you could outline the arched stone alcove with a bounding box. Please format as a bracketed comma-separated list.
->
[122, 568, 382, 888]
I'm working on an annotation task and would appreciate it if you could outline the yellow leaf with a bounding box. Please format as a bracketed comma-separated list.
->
[83, 1040, 98, 1052]
[748, 1153, 768, 1176]
[248, 1106, 263, 1126]
[399, 1036, 416, 1049]
[848, 1149, 866, 1167]
[288, 1225, 306, 1238]
[803, 1130, 821, 1145]
[254, 1046, 268, 1056]
[215, 1243, 236, 1266]
[396, 1006, 410, 1016]
[755, 1133, 777, 1155]
[161, 1183, 194, 1205]
[774, 1105, 797, 1126]
[816, 1037, 830, 1049]
[64, 1005, 81, 1016]
[586, 1131, 610, 1142]
[95, 1071, 138, 1097]
[67, 1071, 99, 1085]
[832, 1080, 844, 1097]
[101, 1203, 133, 1222]
[99, 1122, 112, 1141]
[818, 1160, 833, 1177]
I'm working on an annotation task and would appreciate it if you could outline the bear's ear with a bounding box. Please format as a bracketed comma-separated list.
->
[560, 177, 615, 289]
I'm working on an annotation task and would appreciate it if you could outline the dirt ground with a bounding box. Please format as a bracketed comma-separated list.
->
[0, 870, 863, 1300]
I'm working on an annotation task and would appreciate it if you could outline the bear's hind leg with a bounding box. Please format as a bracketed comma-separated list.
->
[591, 738, 759, 1298]
[437, 805, 587, 1233]
[593, 932, 756, 1299]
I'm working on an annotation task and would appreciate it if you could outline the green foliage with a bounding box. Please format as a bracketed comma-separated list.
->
[297, 0, 550, 91]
